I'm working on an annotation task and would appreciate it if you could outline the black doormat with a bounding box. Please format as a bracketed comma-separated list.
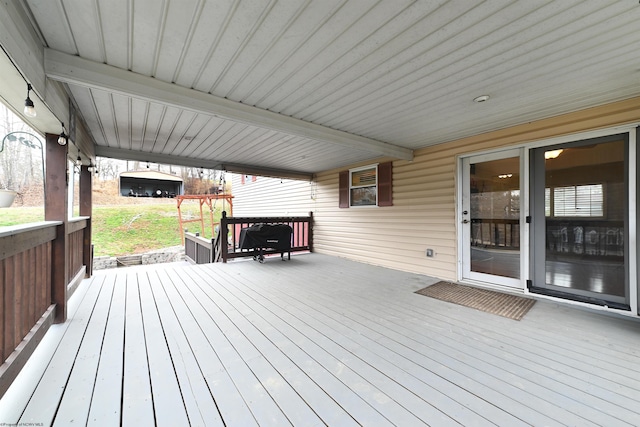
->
[415, 281, 536, 321]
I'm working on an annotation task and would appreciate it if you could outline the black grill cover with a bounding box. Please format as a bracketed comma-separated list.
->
[239, 224, 293, 251]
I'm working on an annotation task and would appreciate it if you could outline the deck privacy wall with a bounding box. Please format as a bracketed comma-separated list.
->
[233, 97, 640, 281]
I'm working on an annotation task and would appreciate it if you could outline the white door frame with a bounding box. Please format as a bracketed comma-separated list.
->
[458, 148, 527, 291]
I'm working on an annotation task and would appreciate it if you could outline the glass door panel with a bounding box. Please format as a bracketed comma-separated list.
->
[531, 135, 628, 308]
[462, 151, 522, 288]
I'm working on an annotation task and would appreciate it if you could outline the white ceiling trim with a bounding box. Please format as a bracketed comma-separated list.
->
[44, 48, 413, 161]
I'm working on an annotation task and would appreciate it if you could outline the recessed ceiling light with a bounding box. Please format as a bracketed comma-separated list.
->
[473, 95, 490, 103]
[544, 149, 563, 159]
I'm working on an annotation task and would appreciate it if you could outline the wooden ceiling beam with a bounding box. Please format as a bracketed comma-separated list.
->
[95, 145, 313, 180]
[44, 48, 413, 161]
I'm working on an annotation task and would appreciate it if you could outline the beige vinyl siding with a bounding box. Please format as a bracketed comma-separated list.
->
[313, 154, 457, 280]
[230, 96, 640, 281]
[231, 174, 313, 217]
[312, 96, 640, 280]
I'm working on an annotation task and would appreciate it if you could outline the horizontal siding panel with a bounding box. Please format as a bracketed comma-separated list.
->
[313, 248, 456, 281]
[232, 174, 313, 217]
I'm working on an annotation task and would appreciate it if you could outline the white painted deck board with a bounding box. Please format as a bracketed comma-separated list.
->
[137, 272, 191, 427]
[193, 267, 475, 427]
[2, 254, 640, 426]
[148, 271, 225, 427]
[209, 264, 551, 426]
[314, 296, 625, 426]
[18, 275, 105, 425]
[172, 277, 292, 427]
[161, 269, 261, 427]
[53, 275, 113, 426]
[87, 272, 127, 426]
[212, 268, 523, 427]
[307, 263, 640, 400]
[185, 270, 336, 427]
[186, 267, 429, 426]
[121, 273, 155, 425]
[263, 261, 637, 426]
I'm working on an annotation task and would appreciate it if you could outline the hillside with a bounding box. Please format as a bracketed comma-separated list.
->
[0, 179, 229, 256]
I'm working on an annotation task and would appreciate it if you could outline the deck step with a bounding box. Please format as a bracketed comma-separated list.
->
[116, 255, 142, 267]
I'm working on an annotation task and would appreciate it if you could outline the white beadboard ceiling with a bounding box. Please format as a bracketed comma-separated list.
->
[22, 0, 640, 177]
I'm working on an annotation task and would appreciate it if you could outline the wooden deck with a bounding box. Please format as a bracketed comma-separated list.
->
[1, 253, 639, 426]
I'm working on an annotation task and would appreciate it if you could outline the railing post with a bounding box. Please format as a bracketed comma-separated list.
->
[45, 133, 68, 324]
[308, 211, 314, 252]
[221, 211, 228, 263]
[80, 165, 93, 277]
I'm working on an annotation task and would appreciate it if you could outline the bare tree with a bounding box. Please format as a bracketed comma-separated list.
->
[0, 104, 44, 192]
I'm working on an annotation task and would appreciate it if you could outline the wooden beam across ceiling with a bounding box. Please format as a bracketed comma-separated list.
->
[44, 48, 413, 161]
[95, 145, 313, 181]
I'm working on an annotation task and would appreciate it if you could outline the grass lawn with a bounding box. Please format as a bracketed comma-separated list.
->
[0, 203, 225, 256]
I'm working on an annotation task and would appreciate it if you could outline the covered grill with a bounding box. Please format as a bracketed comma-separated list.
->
[238, 223, 293, 262]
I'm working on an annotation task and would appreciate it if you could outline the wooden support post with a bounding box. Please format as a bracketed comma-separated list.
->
[221, 211, 228, 263]
[80, 165, 93, 277]
[44, 133, 68, 323]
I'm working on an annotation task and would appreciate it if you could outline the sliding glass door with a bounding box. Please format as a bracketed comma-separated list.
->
[529, 134, 629, 308]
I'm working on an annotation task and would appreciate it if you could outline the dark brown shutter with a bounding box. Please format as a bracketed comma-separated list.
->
[377, 161, 393, 206]
[338, 170, 349, 208]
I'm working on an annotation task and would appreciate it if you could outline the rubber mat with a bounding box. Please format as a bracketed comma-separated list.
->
[415, 281, 536, 321]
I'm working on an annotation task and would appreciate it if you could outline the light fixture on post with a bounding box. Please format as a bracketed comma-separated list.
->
[58, 122, 68, 146]
[88, 161, 98, 175]
[74, 154, 82, 174]
[24, 83, 36, 117]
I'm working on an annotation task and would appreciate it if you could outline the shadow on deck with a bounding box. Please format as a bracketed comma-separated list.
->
[1, 253, 639, 426]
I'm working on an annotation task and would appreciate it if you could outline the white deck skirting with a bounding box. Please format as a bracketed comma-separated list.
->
[1, 254, 639, 426]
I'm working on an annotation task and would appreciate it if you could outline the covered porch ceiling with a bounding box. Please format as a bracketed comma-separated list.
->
[9, 1, 640, 178]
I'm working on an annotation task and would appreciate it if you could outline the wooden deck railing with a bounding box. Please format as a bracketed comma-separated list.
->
[184, 231, 215, 264]
[67, 217, 90, 297]
[184, 212, 313, 264]
[0, 217, 91, 398]
[470, 218, 520, 250]
[220, 211, 313, 263]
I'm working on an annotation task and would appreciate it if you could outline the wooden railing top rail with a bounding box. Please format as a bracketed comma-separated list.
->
[224, 215, 313, 224]
[69, 216, 90, 223]
[68, 218, 89, 234]
[0, 220, 62, 238]
[184, 231, 214, 248]
[0, 221, 61, 261]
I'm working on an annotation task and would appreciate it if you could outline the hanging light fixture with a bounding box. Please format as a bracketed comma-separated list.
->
[24, 83, 36, 117]
[88, 161, 98, 174]
[58, 122, 68, 146]
[75, 155, 82, 166]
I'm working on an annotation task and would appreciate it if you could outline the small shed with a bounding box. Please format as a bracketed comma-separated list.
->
[119, 170, 184, 197]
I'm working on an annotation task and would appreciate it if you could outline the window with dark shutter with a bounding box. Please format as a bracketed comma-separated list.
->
[339, 162, 393, 208]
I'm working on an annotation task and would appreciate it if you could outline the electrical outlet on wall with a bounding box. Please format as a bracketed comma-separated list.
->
[426, 249, 434, 257]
